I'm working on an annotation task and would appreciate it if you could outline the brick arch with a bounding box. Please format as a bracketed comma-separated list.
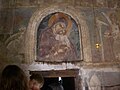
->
[25, 5, 92, 63]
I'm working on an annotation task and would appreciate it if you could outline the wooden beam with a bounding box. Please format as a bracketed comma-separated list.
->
[30, 69, 79, 78]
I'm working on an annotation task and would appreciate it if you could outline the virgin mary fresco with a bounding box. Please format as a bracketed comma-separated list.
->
[37, 12, 80, 62]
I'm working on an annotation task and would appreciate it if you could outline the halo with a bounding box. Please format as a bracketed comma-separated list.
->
[48, 12, 72, 35]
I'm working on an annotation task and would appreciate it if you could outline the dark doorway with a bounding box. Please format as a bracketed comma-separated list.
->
[62, 77, 75, 90]
[41, 77, 75, 90]
[30, 69, 80, 90]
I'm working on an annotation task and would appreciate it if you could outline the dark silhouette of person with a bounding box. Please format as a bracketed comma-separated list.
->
[0, 65, 28, 90]
[29, 73, 44, 90]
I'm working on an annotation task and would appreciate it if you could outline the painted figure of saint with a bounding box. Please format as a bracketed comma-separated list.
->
[102, 12, 120, 61]
[37, 13, 77, 61]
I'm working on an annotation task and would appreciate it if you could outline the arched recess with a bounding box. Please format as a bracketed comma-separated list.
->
[25, 5, 92, 63]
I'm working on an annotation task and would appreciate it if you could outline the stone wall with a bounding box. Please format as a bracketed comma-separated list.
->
[0, 0, 120, 64]
[0, 0, 120, 90]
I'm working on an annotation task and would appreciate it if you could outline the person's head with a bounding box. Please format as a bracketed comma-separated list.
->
[29, 73, 44, 90]
[0, 65, 28, 90]
[48, 12, 72, 35]
[52, 21, 66, 35]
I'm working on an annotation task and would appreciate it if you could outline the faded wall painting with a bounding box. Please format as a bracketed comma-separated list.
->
[13, 8, 35, 33]
[37, 12, 81, 62]
[95, 9, 120, 61]
[0, 9, 13, 34]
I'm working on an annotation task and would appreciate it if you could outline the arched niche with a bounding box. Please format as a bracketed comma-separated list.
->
[25, 5, 92, 63]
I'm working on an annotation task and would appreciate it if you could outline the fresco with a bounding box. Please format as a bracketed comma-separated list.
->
[37, 12, 81, 62]
[80, 5, 120, 62]
[29, 0, 38, 6]
[93, 0, 107, 7]
[1, 0, 13, 8]
[95, 9, 120, 61]
[0, 9, 13, 34]
[92, 0, 120, 8]
[13, 8, 35, 33]
[107, 0, 120, 8]
[80, 8, 103, 62]
[74, 0, 120, 8]
[14, 0, 29, 6]
[78, 0, 93, 7]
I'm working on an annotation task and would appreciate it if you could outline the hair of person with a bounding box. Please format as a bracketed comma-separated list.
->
[0, 65, 28, 90]
[30, 73, 44, 86]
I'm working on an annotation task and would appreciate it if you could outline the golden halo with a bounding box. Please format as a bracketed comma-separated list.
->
[48, 12, 72, 35]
